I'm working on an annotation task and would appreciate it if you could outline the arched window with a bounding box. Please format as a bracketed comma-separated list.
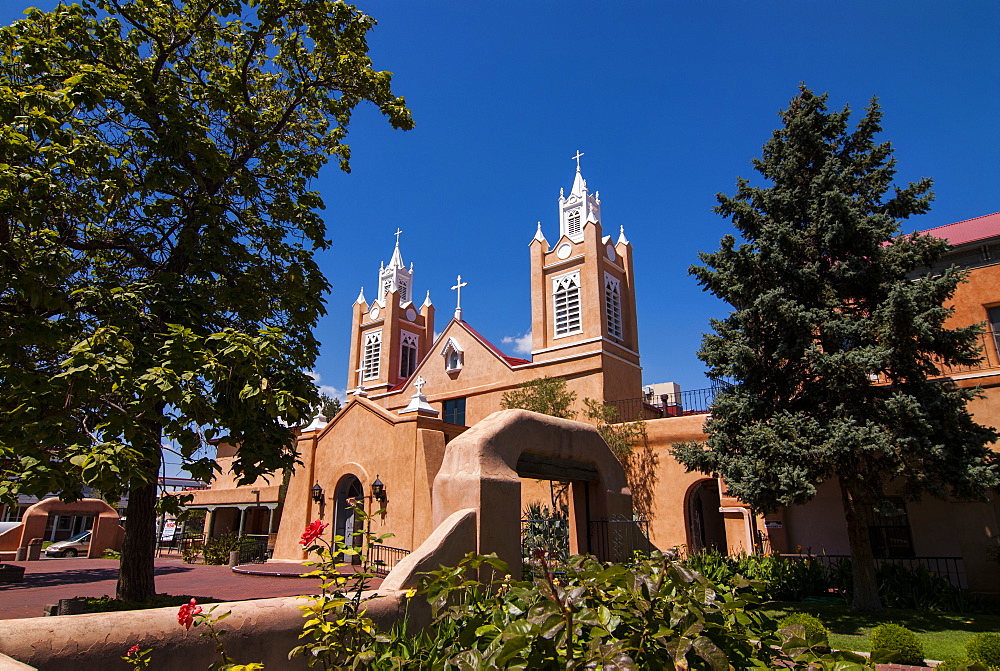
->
[399, 332, 419, 379]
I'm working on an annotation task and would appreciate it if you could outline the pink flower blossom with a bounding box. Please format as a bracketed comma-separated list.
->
[127, 645, 140, 656]
[177, 598, 202, 630]
[299, 519, 329, 546]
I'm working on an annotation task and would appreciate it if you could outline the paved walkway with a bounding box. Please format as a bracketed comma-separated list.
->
[0, 557, 382, 620]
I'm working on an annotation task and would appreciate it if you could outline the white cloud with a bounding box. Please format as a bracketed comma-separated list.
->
[501, 330, 532, 355]
[305, 370, 345, 401]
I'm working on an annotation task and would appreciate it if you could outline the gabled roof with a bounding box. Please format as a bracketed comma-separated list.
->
[460, 321, 531, 367]
[384, 319, 530, 394]
[919, 212, 1000, 247]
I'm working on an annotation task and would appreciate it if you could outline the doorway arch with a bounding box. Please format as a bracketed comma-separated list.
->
[685, 479, 727, 553]
[332, 475, 364, 555]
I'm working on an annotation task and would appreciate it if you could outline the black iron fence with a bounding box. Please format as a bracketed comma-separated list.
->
[521, 517, 570, 564]
[588, 518, 654, 564]
[237, 535, 270, 564]
[369, 543, 411, 576]
[155, 536, 201, 558]
[780, 553, 967, 589]
[605, 387, 720, 423]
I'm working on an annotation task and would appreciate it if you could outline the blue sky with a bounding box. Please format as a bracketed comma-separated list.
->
[5, 1, 1000, 401]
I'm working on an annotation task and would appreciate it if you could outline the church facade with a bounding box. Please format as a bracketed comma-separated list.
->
[184, 167, 1000, 594]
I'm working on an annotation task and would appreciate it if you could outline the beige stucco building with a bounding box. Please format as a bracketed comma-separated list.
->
[184, 164, 1000, 593]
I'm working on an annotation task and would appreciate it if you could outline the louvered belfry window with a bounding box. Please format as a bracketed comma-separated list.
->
[605, 273, 622, 340]
[567, 209, 582, 237]
[362, 330, 382, 380]
[553, 271, 582, 336]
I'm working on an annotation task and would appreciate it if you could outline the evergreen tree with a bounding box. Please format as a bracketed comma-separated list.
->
[672, 86, 999, 611]
[319, 393, 343, 420]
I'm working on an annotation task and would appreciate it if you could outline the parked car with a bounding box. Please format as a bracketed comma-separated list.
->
[45, 531, 91, 558]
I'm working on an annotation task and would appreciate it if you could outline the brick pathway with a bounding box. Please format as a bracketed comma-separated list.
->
[0, 557, 381, 620]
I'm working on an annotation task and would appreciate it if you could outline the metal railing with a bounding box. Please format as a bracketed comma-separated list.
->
[588, 518, 654, 564]
[155, 536, 201, 558]
[874, 330, 1000, 382]
[368, 543, 410, 576]
[605, 387, 720, 423]
[780, 553, 967, 589]
[237, 535, 270, 564]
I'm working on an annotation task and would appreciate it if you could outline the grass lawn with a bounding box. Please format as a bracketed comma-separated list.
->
[766, 602, 1000, 662]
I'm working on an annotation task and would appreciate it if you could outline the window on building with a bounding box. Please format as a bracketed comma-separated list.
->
[553, 271, 582, 336]
[399, 332, 419, 379]
[362, 330, 382, 381]
[864, 498, 914, 559]
[567, 209, 582, 237]
[605, 273, 622, 340]
[988, 306, 1000, 361]
[443, 398, 466, 425]
[1, 505, 26, 522]
[441, 338, 464, 371]
[398, 280, 408, 302]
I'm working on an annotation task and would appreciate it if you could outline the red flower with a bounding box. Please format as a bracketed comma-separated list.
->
[300, 519, 329, 546]
[177, 598, 202, 630]
[127, 645, 140, 656]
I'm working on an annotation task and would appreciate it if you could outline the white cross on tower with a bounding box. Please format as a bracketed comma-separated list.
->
[572, 150, 585, 171]
[394, 228, 403, 245]
[451, 274, 468, 321]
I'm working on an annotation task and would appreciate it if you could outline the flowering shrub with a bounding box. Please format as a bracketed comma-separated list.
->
[177, 598, 203, 630]
[300, 519, 329, 547]
[289, 502, 392, 668]
[122, 644, 151, 669]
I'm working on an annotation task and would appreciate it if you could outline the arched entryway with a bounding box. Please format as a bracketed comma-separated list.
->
[333, 475, 364, 557]
[686, 479, 727, 553]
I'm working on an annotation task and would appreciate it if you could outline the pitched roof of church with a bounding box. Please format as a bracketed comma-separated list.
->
[459, 321, 531, 367]
[385, 320, 530, 393]
[920, 211, 1000, 246]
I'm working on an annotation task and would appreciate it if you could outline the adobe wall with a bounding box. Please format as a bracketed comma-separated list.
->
[0, 591, 418, 671]
[944, 263, 1000, 331]
[641, 414, 730, 552]
[272, 399, 448, 561]
[432, 409, 631, 578]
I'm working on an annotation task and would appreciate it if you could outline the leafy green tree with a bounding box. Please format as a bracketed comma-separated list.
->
[584, 399, 655, 519]
[501, 377, 577, 419]
[0, 0, 411, 601]
[671, 86, 998, 611]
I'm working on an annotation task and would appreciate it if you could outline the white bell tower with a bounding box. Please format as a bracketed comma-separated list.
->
[378, 228, 413, 305]
[558, 150, 602, 243]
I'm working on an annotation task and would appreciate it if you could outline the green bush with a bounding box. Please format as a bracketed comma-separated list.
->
[364, 551, 871, 669]
[100, 548, 121, 560]
[201, 532, 258, 565]
[966, 632, 1000, 669]
[77, 593, 219, 613]
[936, 658, 990, 671]
[778, 612, 829, 642]
[870, 623, 924, 666]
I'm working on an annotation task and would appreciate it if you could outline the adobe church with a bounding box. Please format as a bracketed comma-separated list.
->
[185, 162, 1000, 595]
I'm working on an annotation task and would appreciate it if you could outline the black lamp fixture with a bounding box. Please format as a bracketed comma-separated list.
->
[311, 483, 324, 503]
[371, 475, 386, 503]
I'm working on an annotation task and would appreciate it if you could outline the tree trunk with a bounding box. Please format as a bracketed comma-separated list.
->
[116, 476, 158, 602]
[839, 477, 884, 612]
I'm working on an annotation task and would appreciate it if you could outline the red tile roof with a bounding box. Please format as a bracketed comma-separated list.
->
[919, 211, 1000, 246]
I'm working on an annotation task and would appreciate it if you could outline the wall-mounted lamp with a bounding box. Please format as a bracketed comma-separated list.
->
[311, 483, 324, 503]
[371, 475, 386, 504]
